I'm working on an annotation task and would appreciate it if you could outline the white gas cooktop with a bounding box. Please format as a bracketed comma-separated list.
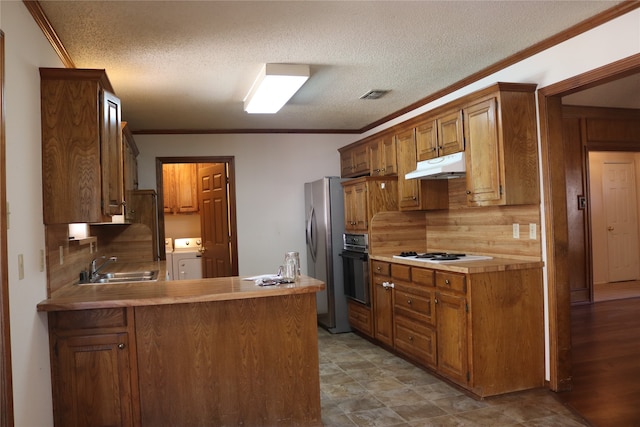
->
[392, 253, 493, 264]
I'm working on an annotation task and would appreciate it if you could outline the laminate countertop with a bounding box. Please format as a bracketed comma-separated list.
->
[370, 254, 543, 274]
[37, 261, 325, 312]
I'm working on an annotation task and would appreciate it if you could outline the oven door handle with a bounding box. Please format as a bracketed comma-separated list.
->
[339, 251, 368, 261]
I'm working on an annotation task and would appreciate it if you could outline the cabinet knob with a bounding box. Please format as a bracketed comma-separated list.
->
[435, 298, 438, 304]
[408, 336, 414, 342]
[376, 266, 381, 271]
[407, 299, 412, 305]
[412, 196, 417, 200]
[118, 343, 125, 350]
[466, 190, 472, 195]
[445, 279, 451, 285]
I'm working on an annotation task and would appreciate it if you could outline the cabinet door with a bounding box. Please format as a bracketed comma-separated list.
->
[381, 135, 397, 175]
[343, 184, 356, 232]
[101, 90, 124, 216]
[353, 144, 370, 175]
[340, 148, 355, 177]
[438, 110, 464, 156]
[353, 182, 368, 232]
[369, 140, 383, 176]
[416, 120, 438, 161]
[464, 98, 502, 205]
[53, 333, 136, 427]
[162, 164, 177, 213]
[395, 129, 421, 210]
[175, 163, 199, 212]
[435, 291, 468, 386]
[373, 275, 394, 347]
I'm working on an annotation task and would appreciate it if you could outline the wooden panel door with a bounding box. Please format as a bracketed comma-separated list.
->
[353, 181, 368, 232]
[464, 98, 502, 205]
[199, 163, 232, 277]
[101, 90, 124, 216]
[416, 120, 438, 161]
[438, 110, 464, 156]
[435, 291, 468, 386]
[396, 128, 421, 210]
[381, 135, 397, 175]
[373, 275, 394, 347]
[53, 333, 136, 427]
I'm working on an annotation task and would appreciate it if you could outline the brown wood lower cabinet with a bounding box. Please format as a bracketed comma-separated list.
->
[48, 308, 140, 427]
[351, 260, 545, 398]
[347, 299, 373, 337]
[47, 294, 322, 426]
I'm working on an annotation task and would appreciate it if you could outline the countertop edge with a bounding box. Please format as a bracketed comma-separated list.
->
[370, 254, 544, 273]
[37, 276, 325, 312]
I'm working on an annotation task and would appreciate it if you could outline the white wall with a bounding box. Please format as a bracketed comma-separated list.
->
[1, 2, 64, 426]
[136, 133, 355, 276]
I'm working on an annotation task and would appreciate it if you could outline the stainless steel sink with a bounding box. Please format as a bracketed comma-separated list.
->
[86, 270, 159, 284]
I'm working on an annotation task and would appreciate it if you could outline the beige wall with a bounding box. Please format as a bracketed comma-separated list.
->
[1, 2, 639, 425]
[1, 2, 64, 426]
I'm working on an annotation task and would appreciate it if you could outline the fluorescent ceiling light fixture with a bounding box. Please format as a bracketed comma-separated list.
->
[244, 64, 310, 114]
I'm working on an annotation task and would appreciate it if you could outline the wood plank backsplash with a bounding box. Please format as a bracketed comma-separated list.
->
[370, 204, 541, 261]
[46, 223, 154, 296]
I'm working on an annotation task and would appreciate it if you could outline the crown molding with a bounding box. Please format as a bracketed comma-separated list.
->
[23, 0, 75, 69]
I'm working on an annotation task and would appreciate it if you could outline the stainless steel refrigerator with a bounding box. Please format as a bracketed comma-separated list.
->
[304, 177, 350, 333]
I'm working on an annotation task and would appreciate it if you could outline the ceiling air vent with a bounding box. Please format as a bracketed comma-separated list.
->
[360, 89, 389, 100]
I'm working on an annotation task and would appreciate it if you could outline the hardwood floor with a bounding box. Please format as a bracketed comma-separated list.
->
[560, 297, 640, 426]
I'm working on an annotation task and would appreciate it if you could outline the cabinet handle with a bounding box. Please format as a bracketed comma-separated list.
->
[429, 148, 436, 152]
[407, 299, 412, 305]
[435, 298, 438, 304]
[412, 196, 417, 200]
[445, 279, 450, 285]
[408, 336, 413, 342]
[376, 266, 381, 271]
[466, 190, 472, 195]
[118, 343, 125, 350]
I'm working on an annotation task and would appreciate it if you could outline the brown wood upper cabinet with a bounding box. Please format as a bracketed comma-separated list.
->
[416, 110, 464, 161]
[41, 68, 124, 224]
[122, 122, 139, 221]
[340, 142, 370, 178]
[369, 134, 397, 176]
[395, 128, 449, 211]
[163, 163, 199, 214]
[342, 176, 398, 233]
[463, 85, 539, 206]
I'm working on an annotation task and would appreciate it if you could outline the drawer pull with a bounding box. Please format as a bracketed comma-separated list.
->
[407, 299, 412, 305]
[445, 279, 451, 285]
[408, 336, 413, 342]
[118, 343, 125, 350]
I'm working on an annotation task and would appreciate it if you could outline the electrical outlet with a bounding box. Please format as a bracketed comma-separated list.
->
[529, 223, 537, 240]
[18, 254, 24, 280]
[513, 223, 520, 239]
[59, 246, 64, 265]
[90, 241, 94, 253]
[40, 249, 45, 272]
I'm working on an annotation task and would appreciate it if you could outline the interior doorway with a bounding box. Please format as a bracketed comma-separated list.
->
[156, 156, 239, 278]
[538, 53, 640, 392]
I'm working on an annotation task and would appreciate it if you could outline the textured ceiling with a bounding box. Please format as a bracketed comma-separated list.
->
[36, 0, 629, 133]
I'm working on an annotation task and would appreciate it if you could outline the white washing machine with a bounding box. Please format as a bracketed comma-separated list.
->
[172, 237, 203, 280]
[164, 238, 174, 280]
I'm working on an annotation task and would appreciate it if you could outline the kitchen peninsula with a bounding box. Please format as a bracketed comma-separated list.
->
[37, 275, 325, 427]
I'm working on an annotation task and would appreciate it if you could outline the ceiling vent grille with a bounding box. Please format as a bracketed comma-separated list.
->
[360, 89, 389, 100]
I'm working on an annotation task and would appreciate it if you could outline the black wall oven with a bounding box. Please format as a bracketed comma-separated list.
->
[340, 233, 370, 305]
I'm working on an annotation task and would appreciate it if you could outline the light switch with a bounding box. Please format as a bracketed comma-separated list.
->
[529, 223, 537, 240]
[512, 223, 520, 239]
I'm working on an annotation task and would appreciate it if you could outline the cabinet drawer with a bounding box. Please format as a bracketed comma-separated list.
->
[391, 264, 411, 281]
[50, 308, 128, 331]
[412, 267, 434, 287]
[394, 286, 434, 326]
[394, 316, 436, 367]
[436, 272, 466, 294]
[348, 299, 373, 337]
[372, 260, 390, 276]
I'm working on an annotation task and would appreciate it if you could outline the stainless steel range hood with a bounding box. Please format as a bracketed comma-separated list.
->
[405, 151, 466, 180]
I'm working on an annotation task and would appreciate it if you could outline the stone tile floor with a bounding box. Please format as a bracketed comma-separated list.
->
[317, 328, 590, 427]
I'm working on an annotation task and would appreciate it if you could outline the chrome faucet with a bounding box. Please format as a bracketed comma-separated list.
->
[90, 256, 117, 280]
